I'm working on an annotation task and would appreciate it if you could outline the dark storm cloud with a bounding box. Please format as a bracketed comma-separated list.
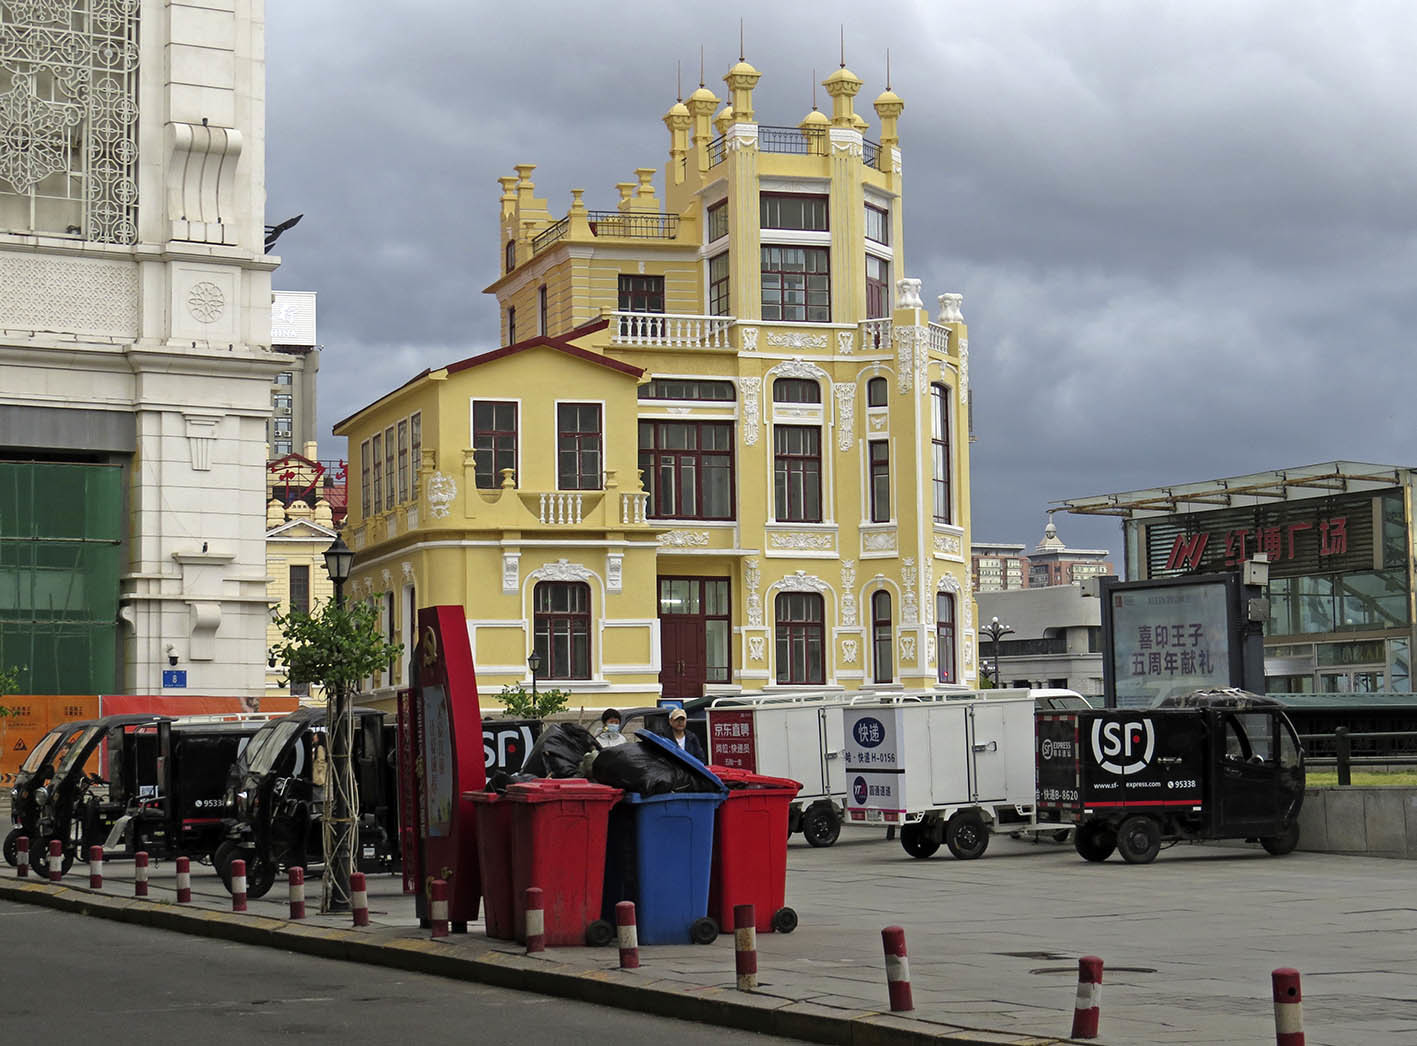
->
[264, 1, 1417, 563]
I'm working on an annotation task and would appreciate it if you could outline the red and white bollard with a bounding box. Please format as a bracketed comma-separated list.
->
[173, 855, 189, 903]
[1272, 968, 1305, 1046]
[881, 926, 913, 1012]
[230, 858, 247, 912]
[288, 866, 306, 920]
[734, 903, 758, 991]
[524, 886, 545, 954]
[88, 845, 103, 890]
[1071, 955, 1104, 1039]
[134, 851, 150, 898]
[429, 878, 449, 939]
[16, 835, 28, 879]
[615, 900, 639, 969]
[47, 839, 63, 883]
[351, 871, 370, 927]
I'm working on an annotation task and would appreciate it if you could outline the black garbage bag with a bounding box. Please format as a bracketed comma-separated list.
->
[521, 722, 597, 778]
[485, 770, 538, 794]
[589, 737, 718, 796]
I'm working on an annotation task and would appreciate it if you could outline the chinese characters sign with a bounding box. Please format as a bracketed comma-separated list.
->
[1110, 582, 1232, 707]
[843, 708, 907, 814]
[707, 709, 757, 771]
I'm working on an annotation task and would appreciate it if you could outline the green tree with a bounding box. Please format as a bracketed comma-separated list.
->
[496, 681, 571, 720]
[0, 664, 20, 696]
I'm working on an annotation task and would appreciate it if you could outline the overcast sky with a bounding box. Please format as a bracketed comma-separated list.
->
[265, 1, 1417, 566]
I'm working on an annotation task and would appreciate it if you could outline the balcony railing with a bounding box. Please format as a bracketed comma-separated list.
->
[859, 318, 892, 351]
[621, 491, 648, 525]
[759, 124, 827, 156]
[707, 135, 727, 167]
[863, 138, 882, 168]
[531, 217, 569, 253]
[585, 210, 679, 239]
[927, 322, 952, 354]
[609, 311, 735, 349]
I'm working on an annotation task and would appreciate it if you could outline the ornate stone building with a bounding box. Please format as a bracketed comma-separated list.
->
[336, 56, 976, 707]
[0, 1, 279, 695]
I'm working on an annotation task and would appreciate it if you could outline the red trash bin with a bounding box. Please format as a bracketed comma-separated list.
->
[465, 790, 517, 940]
[708, 766, 802, 934]
[505, 779, 622, 947]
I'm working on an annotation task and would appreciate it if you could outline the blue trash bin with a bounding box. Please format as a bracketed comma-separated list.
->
[602, 731, 727, 944]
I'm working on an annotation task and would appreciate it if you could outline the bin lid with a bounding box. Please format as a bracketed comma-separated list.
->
[634, 730, 727, 795]
[462, 789, 503, 805]
[504, 778, 623, 803]
[707, 765, 803, 796]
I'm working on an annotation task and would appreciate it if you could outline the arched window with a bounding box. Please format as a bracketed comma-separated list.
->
[936, 592, 956, 684]
[775, 591, 824, 684]
[930, 383, 952, 524]
[866, 377, 888, 407]
[871, 591, 893, 684]
[772, 378, 821, 403]
[534, 581, 590, 680]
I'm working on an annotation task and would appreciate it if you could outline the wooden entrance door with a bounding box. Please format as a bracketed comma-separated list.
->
[657, 576, 730, 700]
[660, 617, 707, 700]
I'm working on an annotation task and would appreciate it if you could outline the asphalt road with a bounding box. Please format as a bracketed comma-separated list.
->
[0, 899, 801, 1045]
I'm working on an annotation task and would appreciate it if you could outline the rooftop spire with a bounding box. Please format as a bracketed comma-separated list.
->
[676, 59, 682, 102]
[886, 48, 891, 89]
[699, 45, 705, 87]
[739, 18, 744, 61]
[840, 24, 845, 67]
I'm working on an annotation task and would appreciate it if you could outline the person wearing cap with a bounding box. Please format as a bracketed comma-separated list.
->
[597, 707, 628, 748]
[665, 707, 706, 762]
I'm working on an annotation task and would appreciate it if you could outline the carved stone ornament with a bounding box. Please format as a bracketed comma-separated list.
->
[839, 560, 857, 627]
[740, 326, 759, 352]
[868, 414, 888, 433]
[841, 638, 858, 664]
[778, 570, 828, 593]
[426, 471, 457, 518]
[533, 558, 592, 582]
[768, 530, 834, 551]
[186, 281, 225, 324]
[662, 529, 711, 547]
[923, 559, 934, 625]
[606, 552, 623, 592]
[0, 255, 139, 337]
[835, 382, 856, 450]
[836, 330, 854, 355]
[501, 551, 520, 594]
[896, 278, 924, 310]
[863, 529, 896, 553]
[937, 292, 965, 324]
[901, 556, 919, 626]
[934, 533, 963, 556]
[748, 635, 766, 662]
[380, 568, 392, 589]
[926, 632, 937, 667]
[899, 633, 916, 664]
[740, 377, 761, 446]
[401, 561, 415, 583]
[766, 330, 828, 350]
[895, 325, 916, 394]
[744, 558, 763, 626]
[964, 631, 975, 668]
[959, 337, 970, 405]
[774, 357, 830, 381]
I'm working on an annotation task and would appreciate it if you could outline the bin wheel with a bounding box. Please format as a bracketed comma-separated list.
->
[1117, 815, 1161, 865]
[690, 917, 719, 945]
[1260, 821, 1300, 856]
[771, 907, 798, 934]
[945, 810, 990, 860]
[586, 919, 616, 947]
[3, 828, 19, 867]
[1074, 821, 1115, 863]
[801, 804, 840, 848]
[899, 822, 940, 859]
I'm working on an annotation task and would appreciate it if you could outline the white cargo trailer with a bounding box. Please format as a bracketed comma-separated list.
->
[843, 691, 1058, 859]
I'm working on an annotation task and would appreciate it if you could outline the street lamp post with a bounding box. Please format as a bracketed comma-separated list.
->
[321, 534, 355, 912]
[980, 616, 1014, 689]
[527, 650, 542, 719]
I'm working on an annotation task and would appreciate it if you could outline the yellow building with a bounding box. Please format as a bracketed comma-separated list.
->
[265, 498, 339, 704]
[334, 57, 976, 710]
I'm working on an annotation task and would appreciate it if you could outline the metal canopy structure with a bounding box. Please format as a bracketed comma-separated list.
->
[1056, 461, 1416, 520]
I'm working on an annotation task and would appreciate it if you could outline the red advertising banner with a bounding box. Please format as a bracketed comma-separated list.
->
[708, 709, 756, 771]
[395, 688, 422, 895]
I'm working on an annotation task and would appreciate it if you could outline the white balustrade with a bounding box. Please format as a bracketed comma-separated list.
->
[927, 322, 952, 355]
[609, 312, 735, 349]
[860, 318, 892, 351]
[621, 492, 647, 525]
[537, 492, 584, 525]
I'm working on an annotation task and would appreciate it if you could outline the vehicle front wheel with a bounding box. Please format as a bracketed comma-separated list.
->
[1260, 821, 1301, 856]
[945, 810, 990, 860]
[243, 854, 276, 899]
[1074, 821, 1116, 863]
[800, 804, 840, 848]
[31, 842, 74, 877]
[3, 827, 19, 867]
[1117, 815, 1161, 865]
[900, 821, 940, 859]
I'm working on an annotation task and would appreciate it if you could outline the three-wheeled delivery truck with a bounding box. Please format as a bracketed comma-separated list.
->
[1036, 690, 1305, 864]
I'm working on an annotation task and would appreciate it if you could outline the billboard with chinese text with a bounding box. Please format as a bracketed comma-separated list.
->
[1103, 577, 1241, 707]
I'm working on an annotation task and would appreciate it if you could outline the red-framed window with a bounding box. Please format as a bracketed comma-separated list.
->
[473, 400, 518, 488]
[867, 377, 888, 407]
[936, 592, 956, 684]
[871, 590, 893, 684]
[868, 440, 890, 523]
[866, 255, 889, 319]
[557, 403, 602, 490]
[618, 274, 664, 313]
[931, 383, 952, 524]
[638, 420, 734, 520]
[865, 203, 889, 245]
[760, 245, 830, 322]
[534, 581, 590, 680]
[775, 591, 824, 684]
[773, 425, 821, 522]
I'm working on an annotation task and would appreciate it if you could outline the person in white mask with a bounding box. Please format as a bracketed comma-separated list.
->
[596, 707, 628, 748]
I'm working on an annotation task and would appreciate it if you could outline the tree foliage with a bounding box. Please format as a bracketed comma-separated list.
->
[271, 600, 402, 698]
[0, 664, 22, 700]
[496, 681, 571, 720]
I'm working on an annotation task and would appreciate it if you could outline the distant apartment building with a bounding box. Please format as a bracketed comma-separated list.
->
[269, 290, 319, 457]
[972, 541, 1028, 592]
[972, 519, 1114, 593]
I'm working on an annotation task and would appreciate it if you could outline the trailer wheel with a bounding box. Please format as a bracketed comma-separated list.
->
[1260, 821, 1300, 856]
[1117, 815, 1161, 865]
[801, 804, 840, 848]
[945, 810, 990, 860]
[2, 828, 18, 867]
[1074, 822, 1115, 863]
[771, 906, 798, 934]
[900, 822, 940, 859]
[213, 840, 239, 892]
[585, 919, 615, 947]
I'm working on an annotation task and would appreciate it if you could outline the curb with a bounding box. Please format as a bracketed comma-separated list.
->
[0, 879, 1078, 1046]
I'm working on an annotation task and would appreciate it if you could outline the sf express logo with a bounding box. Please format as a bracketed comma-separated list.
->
[1040, 738, 1074, 760]
[1090, 719, 1155, 776]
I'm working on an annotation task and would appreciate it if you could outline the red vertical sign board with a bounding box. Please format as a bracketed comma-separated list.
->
[395, 688, 422, 895]
[410, 605, 487, 927]
[708, 709, 757, 771]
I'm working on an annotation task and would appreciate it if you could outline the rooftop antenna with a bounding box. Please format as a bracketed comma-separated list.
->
[886, 48, 892, 89]
[739, 19, 744, 61]
[840, 25, 845, 67]
[812, 68, 818, 110]
[699, 45, 705, 87]
[676, 60, 682, 101]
